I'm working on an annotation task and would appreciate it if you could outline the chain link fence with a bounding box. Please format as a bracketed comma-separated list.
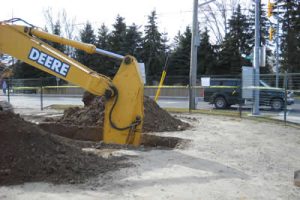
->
[0, 74, 299, 124]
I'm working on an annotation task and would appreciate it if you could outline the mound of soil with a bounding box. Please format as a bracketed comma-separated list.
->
[143, 96, 188, 132]
[59, 95, 105, 127]
[58, 93, 189, 133]
[0, 111, 128, 186]
[0, 101, 13, 112]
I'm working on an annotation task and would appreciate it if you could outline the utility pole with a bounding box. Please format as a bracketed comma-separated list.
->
[189, 0, 199, 111]
[275, 20, 279, 88]
[189, 0, 215, 111]
[252, 0, 260, 115]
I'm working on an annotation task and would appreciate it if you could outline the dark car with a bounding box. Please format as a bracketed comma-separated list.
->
[203, 78, 294, 110]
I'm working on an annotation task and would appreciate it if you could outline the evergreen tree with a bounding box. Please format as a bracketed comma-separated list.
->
[13, 21, 65, 79]
[141, 10, 168, 84]
[108, 15, 127, 55]
[96, 24, 110, 50]
[12, 61, 49, 79]
[172, 31, 181, 48]
[76, 22, 98, 71]
[248, 2, 272, 74]
[95, 23, 112, 75]
[218, 35, 240, 74]
[51, 20, 65, 53]
[278, 0, 300, 73]
[168, 26, 192, 84]
[161, 32, 170, 56]
[124, 23, 143, 59]
[198, 28, 217, 75]
[218, 4, 252, 74]
[248, 2, 269, 47]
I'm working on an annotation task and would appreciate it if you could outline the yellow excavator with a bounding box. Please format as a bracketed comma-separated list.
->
[0, 18, 144, 146]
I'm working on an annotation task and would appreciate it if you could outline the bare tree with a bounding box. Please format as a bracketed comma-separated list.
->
[61, 9, 77, 56]
[43, 7, 57, 33]
[198, 0, 241, 44]
[43, 8, 77, 56]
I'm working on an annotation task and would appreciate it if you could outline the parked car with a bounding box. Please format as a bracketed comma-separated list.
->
[203, 78, 294, 110]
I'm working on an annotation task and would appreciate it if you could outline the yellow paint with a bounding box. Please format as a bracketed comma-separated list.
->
[154, 70, 167, 102]
[269, 26, 275, 41]
[267, 0, 274, 18]
[103, 56, 144, 146]
[31, 28, 97, 54]
[0, 23, 144, 146]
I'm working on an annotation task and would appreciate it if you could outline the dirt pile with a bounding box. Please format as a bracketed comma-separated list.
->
[58, 95, 105, 127]
[58, 93, 189, 133]
[0, 101, 13, 112]
[0, 111, 128, 185]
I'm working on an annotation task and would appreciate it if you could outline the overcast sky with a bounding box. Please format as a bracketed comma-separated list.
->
[1, 0, 194, 39]
[1, 0, 269, 42]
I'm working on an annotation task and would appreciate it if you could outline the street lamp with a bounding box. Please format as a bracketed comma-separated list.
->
[189, 0, 216, 111]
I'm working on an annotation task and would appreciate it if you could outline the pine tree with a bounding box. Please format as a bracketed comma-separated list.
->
[218, 4, 252, 75]
[168, 26, 192, 84]
[277, 0, 300, 73]
[198, 28, 217, 75]
[76, 22, 98, 71]
[95, 23, 111, 75]
[12, 61, 49, 79]
[96, 23, 110, 50]
[13, 21, 66, 79]
[51, 20, 65, 53]
[141, 10, 168, 84]
[248, 2, 272, 74]
[248, 2, 269, 47]
[161, 32, 170, 57]
[124, 23, 143, 59]
[108, 15, 127, 55]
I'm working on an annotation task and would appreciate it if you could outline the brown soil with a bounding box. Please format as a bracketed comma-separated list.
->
[38, 123, 189, 148]
[0, 94, 190, 186]
[0, 111, 128, 186]
[143, 96, 188, 132]
[58, 93, 189, 133]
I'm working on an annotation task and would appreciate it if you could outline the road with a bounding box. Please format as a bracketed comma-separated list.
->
[1, 94, 300, 124]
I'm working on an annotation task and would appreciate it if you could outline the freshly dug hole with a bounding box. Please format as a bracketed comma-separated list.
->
[39, 123, 188, 148]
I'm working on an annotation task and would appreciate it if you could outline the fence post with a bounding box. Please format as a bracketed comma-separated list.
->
[239, 75, 242, 118]
[40, 77, 43, 111]
[283, 71, 288, 125]
[189, 84, 192, 113]
[7, 78, 10, 103]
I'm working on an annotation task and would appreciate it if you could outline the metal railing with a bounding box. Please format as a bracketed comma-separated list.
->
[0, 74, 299, 124]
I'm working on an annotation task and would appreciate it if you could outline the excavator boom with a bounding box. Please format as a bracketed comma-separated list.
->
[0, 20, 144, 146]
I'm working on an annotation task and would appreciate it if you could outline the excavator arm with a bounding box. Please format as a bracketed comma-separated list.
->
[0, 19, 144, 146]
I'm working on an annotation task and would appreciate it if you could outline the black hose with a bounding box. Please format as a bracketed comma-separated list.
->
[108, 88, 141, 131]
[2, 18, 35, 27]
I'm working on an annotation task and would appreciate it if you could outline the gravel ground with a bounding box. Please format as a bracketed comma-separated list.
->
[1, 114, 300, 199]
